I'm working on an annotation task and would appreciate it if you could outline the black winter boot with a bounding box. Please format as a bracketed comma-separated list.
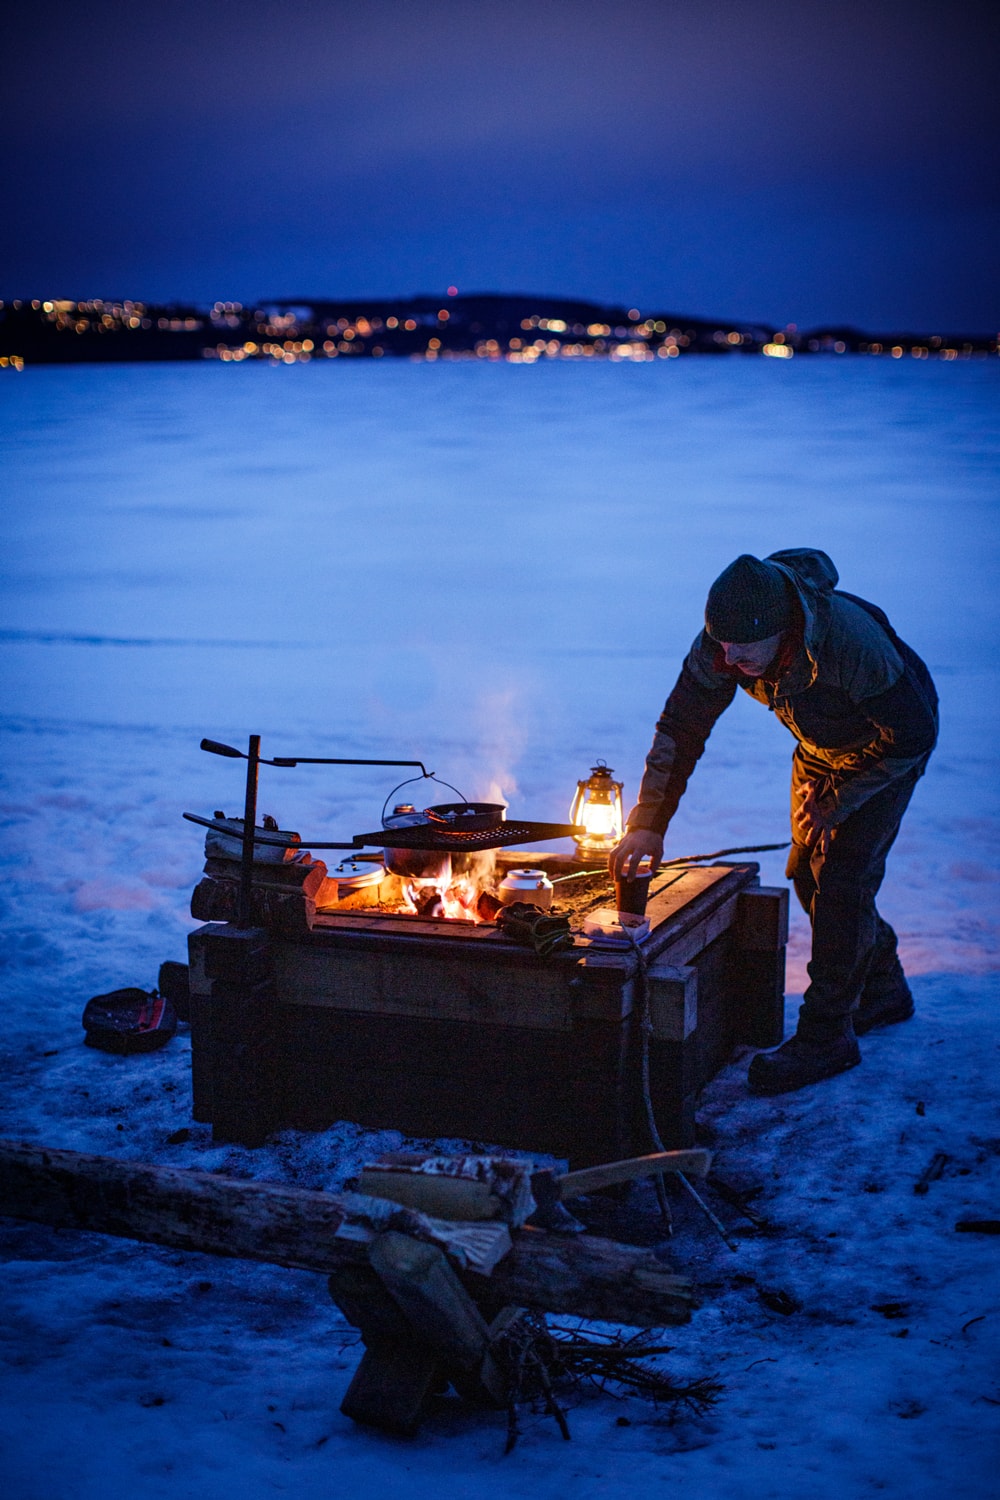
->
[747, 1028, 861, 1096]
[854, 960, 914, 1035]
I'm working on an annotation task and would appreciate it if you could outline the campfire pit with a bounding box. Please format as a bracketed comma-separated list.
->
[185, 735, 788, 1161]
[188, 851, 787, 1163]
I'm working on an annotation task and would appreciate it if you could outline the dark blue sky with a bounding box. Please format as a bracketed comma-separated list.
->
[4, 0, 997, 329]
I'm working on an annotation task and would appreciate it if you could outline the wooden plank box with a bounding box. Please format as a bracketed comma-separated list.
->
[188, 861, 788, 1163]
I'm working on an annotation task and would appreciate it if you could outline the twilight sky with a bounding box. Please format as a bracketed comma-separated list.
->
[4, 0, 998, 329]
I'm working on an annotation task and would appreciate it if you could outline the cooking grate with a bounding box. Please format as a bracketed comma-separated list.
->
[187, 734, 586, 925]
[183, 810, 583, 853]
[354, 821, 583, 852]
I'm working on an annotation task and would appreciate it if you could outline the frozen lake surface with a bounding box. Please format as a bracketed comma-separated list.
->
[1, 357, 998, 1496]
[2, 356, 998, 992]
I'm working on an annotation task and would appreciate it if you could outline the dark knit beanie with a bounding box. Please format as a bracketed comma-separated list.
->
[704, 555, 795, 642]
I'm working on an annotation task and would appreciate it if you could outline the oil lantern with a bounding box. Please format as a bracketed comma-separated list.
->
[569, 760, 624, 861]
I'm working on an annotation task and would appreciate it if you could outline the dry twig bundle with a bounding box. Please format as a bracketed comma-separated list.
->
[491, 1313, 722, 1452]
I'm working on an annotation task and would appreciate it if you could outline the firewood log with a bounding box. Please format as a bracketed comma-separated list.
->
[203, 857, 328, 897]
[0, 1140, 692, 1327]
[190, 876, 316, 932]
[369, 1232, 507, 1405]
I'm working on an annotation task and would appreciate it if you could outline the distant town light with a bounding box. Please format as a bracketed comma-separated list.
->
[762, 343, 794, 359]
[447, 285, 458, 296]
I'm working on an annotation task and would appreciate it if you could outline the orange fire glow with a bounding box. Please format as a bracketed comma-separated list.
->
[402, 876, 481, 922]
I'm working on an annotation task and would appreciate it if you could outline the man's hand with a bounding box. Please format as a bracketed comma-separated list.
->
[793, 781, 834, 854]
[609, 829, 664, 880]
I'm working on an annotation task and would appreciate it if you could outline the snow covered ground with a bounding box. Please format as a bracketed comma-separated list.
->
[1, 357, 998, 1497]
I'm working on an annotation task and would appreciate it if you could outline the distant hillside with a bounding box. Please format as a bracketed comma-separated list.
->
[1, 292, 995, 368]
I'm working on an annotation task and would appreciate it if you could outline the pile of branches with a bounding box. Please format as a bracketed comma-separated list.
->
[491, 1312, 722, 1453]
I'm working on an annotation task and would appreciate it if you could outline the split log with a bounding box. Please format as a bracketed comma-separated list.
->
[191, 876, 317, 933]
[0, 1139, 691, 1326]
[339, 1337, 443, 1437]
[370, 1232, 507, 1405]
[204, 857, 329, 896]
[328, 1261, 444, 1436]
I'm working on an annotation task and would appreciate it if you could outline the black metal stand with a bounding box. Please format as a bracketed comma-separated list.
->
[238, 735, 261, 929]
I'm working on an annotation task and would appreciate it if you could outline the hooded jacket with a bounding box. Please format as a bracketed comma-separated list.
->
[627, 548, 938, 836]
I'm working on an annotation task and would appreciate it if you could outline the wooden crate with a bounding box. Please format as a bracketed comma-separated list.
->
[188, 861, 787, 1162]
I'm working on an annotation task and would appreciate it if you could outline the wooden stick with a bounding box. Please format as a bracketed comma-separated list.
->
[913, 1151, 950, 1196]
[0, 1139, 692, 1327]
[676, 1172, 739, 1252]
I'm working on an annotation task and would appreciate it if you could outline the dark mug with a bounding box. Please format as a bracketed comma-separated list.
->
[615, 873, 652, 916]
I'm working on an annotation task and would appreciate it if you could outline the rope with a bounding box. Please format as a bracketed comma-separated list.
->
[623, 926, 738, 1251]
[623, 929, 673, 1233]
[659, 840, 790, 866]
[554, 840, 789, 886]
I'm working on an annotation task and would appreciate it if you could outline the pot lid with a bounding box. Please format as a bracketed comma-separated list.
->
[331, 857, 385, 888]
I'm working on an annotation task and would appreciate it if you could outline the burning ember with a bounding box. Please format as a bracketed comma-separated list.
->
[402, 876, 481, 921]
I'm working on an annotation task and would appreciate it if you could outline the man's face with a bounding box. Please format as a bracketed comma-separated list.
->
[718, 633, 784, 676]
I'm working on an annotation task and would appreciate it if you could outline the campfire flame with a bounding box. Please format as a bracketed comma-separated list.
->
[402, 876, 480, 921]
[399, 849, 499, 922]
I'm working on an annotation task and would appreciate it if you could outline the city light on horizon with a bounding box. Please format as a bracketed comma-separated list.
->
[2, 2, 998, 331]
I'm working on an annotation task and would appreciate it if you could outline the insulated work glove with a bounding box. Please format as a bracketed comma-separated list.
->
[495, 901, 575, 958]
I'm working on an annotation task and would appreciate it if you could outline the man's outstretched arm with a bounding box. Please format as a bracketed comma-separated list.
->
[611, 640, 737, 876]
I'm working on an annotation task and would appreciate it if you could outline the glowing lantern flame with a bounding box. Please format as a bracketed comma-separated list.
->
[569, 761, 624, 861]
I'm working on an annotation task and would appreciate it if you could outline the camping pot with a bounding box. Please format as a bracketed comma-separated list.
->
[425, 801, 507, 831]
[381, 804, 452, 882]
[429, 803, 506, 879]
[498, 867, 554, 911]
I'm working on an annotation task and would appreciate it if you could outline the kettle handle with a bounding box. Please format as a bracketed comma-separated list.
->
[380, 771, 468, 827]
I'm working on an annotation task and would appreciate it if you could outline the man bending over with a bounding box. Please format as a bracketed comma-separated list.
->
[610, 549, 938, 1095]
